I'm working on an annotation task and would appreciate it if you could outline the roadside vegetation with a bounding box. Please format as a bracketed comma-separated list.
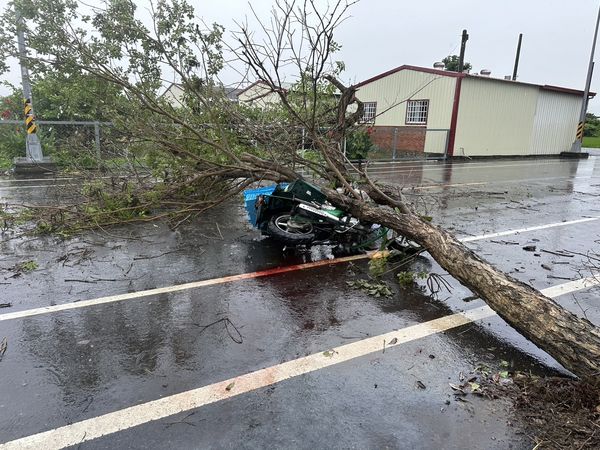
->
[583, 112, 600, 147]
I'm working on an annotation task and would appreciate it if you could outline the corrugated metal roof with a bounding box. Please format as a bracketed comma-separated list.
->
[356, 65, 595, 98]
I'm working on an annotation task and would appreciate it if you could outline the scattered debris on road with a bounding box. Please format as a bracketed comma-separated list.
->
[0, 337, 7, 361]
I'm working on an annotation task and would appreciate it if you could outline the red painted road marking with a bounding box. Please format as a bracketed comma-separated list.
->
[0, 253, 372, 322]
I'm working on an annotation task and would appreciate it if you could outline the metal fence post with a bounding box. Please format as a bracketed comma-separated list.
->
[392, 127, 398, 160]
[443, 129, 450, 160]
[94, 121, 101, 160]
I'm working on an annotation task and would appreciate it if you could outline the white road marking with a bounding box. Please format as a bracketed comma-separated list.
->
[417, 182, 485, 189]
[0, 184, 70, 190]
[0, 177, 75, 183]
[374, 173, 600, 187]
[0, 176, 117, 184]
[354, 159, 579, 174]
[0, 254, 369, 322]
[460, 217, 599, 242]
[1, 216, 598, 322]
[1, 276, 597, 450]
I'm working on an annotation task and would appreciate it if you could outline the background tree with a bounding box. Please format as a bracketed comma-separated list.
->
[0, 73, 129, 168]
[442, 54, 472, 72]
[584, 112, 600, 137]
[0, 0, 598, 379]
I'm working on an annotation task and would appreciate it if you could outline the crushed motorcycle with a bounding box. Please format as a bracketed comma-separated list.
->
[244, 179, 419, 254]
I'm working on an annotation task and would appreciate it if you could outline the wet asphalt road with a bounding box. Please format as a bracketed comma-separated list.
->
[0, 156, 599, 449]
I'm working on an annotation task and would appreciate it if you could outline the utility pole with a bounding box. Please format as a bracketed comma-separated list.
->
[572, 3, 600, 153]
[458, 29, 469, 73]
[15, 9, 44, 161]
[512, 33, 523, 81]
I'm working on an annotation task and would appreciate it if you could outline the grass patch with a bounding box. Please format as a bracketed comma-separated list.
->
[582, 136, 600, 148]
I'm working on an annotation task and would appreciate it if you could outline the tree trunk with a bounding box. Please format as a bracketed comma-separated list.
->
[326, 189, 600, 379]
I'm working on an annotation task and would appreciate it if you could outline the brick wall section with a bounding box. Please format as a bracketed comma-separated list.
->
[369, 126, 426, 158]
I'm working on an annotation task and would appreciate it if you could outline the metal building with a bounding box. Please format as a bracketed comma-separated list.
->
[355, 65, 594, 158]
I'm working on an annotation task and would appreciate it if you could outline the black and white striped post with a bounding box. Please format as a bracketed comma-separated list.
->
[15, 10, 44, 161]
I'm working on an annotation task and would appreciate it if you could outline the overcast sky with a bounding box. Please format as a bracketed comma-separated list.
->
[2, 0, 600, 112]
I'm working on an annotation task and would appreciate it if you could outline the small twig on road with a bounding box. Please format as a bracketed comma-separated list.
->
[133, 250, 181, 260]
[192, 317, 243, 344]
[562, 249, 600, 264]
[216, 222, 224, 240]
[89, 277, 124, 282]
[64, 279, 98, 284]
[164, 411, 203, 429]
[170, 213, 192, 231]
[541, 249, 574, 258]
[81, 396, 94, 414]
[571, 294, 590, 321]
[0, 337, 7, 361]
[76, 432, 87, 450]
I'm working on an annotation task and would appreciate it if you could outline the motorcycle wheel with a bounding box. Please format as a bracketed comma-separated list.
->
[267, 214, 315, 245]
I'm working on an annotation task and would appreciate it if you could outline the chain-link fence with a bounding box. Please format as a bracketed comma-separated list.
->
[0, 120, 134, 169]
[363, 127, 450, 161]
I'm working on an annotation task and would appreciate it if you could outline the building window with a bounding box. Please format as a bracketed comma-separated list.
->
[360, 102, 377, 123]
[406, 99, 429, 125]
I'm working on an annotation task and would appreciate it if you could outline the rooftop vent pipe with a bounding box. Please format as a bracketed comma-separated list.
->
[433, 62, 445, 70]
[480, 69, 491, 76]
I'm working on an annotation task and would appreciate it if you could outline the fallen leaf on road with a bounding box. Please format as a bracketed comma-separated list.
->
[225, 382, 235, 391]
[416, 381, 426, 389]
[388, 337, 398, 345]
[469, 382, 481, 392]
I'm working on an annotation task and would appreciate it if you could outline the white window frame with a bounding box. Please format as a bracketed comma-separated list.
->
[405, 99, 429, 125]
[360, 102, 377, 123]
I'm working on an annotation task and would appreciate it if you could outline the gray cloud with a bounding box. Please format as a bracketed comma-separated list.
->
[2, 0, 599, 111]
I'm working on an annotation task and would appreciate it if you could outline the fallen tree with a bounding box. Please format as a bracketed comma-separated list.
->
[1, 0, 599, 378]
